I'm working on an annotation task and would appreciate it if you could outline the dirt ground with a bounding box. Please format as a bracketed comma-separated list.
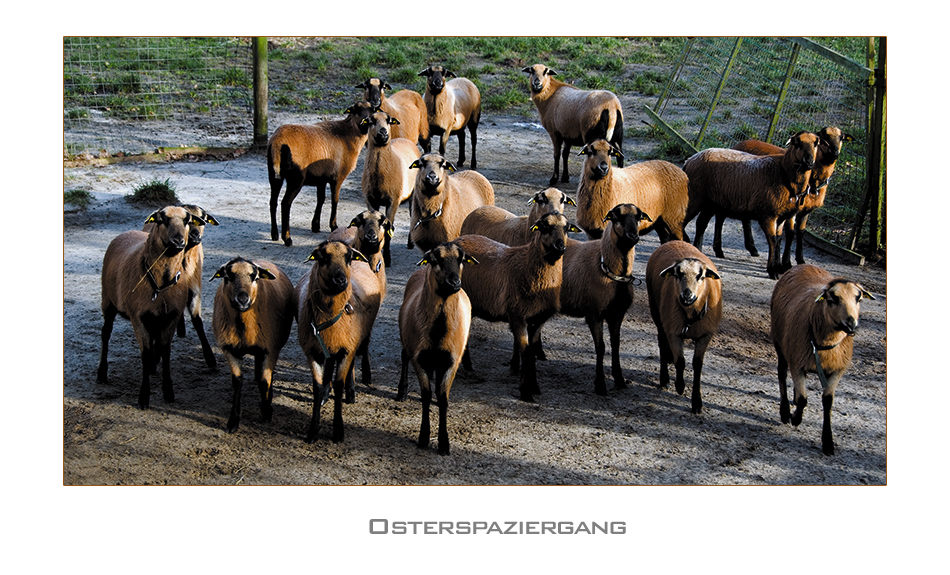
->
[63, 111, 887, 486]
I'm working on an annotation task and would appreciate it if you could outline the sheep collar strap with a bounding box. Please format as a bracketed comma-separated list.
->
[412, 204, 444, 230]
[310, 302, 355, 358]
[681, 301, 708, 335]
[811, 333, 848, 390]
[146, 269, 182, 302]
[600, 256, 639, 285]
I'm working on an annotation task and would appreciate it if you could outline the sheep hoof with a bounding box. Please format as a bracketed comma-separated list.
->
[226, 419, 240, 433]
[822, 442, 835, 456]
[283, 237, 293, 247]
[438, 444, 450, 456]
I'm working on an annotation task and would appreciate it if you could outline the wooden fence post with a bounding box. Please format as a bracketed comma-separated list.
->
[867, 37, 886, 257]
[252, 37, 268, 148]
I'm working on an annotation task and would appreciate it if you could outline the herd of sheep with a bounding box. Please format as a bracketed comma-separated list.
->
[96, 63, 876, 458]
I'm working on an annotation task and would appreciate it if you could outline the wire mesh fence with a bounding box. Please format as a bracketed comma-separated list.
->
[645, 37, 883, 255]
[63, 37, 253, 158]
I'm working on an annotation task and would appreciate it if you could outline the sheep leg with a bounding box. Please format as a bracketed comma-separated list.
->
[160, 339, 175, 404]
[269, 176, 283, 242]
[692, 208, 714, 253]
[586, 318, 608, 397]
[344, 361, 357, 404]
[306, 358, 327, 443]
[739, 219, 759, 257]
[611, 113, 624, 168]
[312, 181, 327, 234]
[511, 321, 535, 402]
[327, 179, 341, 232]
[416, 362, 432, 449]
[656, 327, 673, 390]
[468, 120, 478, 170]
[177, 314, 187, 337]
[789, 369, 808, 427]
[396, 348, 411, 401]
[222, 352, 245, 431]
[760, 218, 782, 279]
[607, 315, 626, 390]
[712, 213, 726, 259]
[822, 392, 835, 455]
[280, 176, 304, 246]
[455, 128, 466, 168]
[332, 356, 354, 442]
[777, 349, 791, 424]
[256, 352, 276, 423]
[358, 338, 372, 389]
[549, 134, 563, 186]
[461, 346, 473, 371]
[435, 370, 451, 455]
[138, 346, 153, 409]
[793, 211, 811, 266]
[559, 142, 571, 184]
[691, 335, 711, 415]
[191, 312, 218, 371]
[781, 217, 796, 271]
[96, 305, 117, 384]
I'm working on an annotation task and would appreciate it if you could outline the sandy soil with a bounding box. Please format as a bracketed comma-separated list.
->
[63, 112, 887, 485]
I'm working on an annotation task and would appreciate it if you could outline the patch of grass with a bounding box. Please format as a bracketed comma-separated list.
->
[127, 178, 179, 206]
[65, 189, 94, 210]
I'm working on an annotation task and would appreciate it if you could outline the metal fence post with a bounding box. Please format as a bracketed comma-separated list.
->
[697, 37, 743, 147]
[253, 37, 268, 148]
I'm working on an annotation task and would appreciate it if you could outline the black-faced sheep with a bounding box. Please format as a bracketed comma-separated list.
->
[356, 77, 430, 149]
[267, 101, 375, 246]
[683, 131, 820, 279]
[770, 263, 874, 455]
[460, 187, 575, 247]
[575, 139, 689, 242]
[97, 206, 200, 409]
[295, 241, 382, 443]
[408, 152, 495, 253]
[210, 257, 295, 433]
[560, 203, 648, 396]
[645, 240, 723, 415]
[418, 66, 481, 169]
[522, 64, 624, 185]
[360, 110, 420, 259]
[455, 212, 580, 402]
[397, 242, 478, 455]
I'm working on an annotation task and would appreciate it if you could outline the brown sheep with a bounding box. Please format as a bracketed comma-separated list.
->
[295, 240, 382, 443]
[460, 187, 575, 247]
[359, 110, 420, 259]
[522, 64, 625, 185]
[575, 139, 689, 242]
[727, 127, 854, 269]
[770, 264, 875, 455]
[267, 101, 375, 246]
[645, 240, 723, 415]
[97, 206, 199, 409]
[356, 77, 430, 149]
[210, 257, 295, 433]
[455, 212, 580, 402]
[407, 152, 495, 253]
[683, 131, 820, 279]
[418, 66, 481, 169]
[559, 203, 648, 396]
[397, 242, 478, 455]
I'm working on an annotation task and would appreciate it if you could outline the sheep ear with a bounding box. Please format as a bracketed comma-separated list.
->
[705, 268, 721, 281]
[659, 264, 678, 278]
[546, 68, 557, 76]
[210, 264, 228, 280]
[640, 211, 654, 222]
[416, 256, 429, 267]
[859, 286, 876, 300]
[257, 267, 278, 280]
[388, 117, 401, 125]
[610, 147, 625, 160]
[350, 248, 369, 263]
[564, 195, 576, 206]
[521, 66, 533, 74]
[348, 216, 361, 228]
[409, 159, 423, 170]
[144, 210, 161, 224]
[188, 214, 208, 227]
[603, 210, 617, 223]
[843, 133, 855, 142]
[307, 241, 329, 262]
[815, 291, 826, 303]
[359, 117, 371, 127]
[382, 82, 392, 90]
[418, 68, 431, 77]
[445, 69, 457, 78]
[443, 160, 457, 173]
[463, 254, 480, 265]
[568, 223, 583, 234]
[200, 211, 220, 226]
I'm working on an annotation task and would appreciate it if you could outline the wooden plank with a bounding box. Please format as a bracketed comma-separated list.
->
[804, 230, 866, 266]
[641, 105, 699, 156]
[64, 147, 248, 168]
[787, 37, 873, 79]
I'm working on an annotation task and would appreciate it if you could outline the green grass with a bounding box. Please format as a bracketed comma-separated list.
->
[64, 189, 94, 210]
[127, 178, 179, 206]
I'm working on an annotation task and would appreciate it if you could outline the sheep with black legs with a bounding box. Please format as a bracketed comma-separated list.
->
[397, 242, 478, 455]
[356, 77, 430, 149]
[407, 152, 494, 253]
[460, 187, 574, 247]
[455, 212, 580, 402]
[418, 65, 481, 169]
[267, 101, 375, 246]
[210, 258, 295, 433]
[145, 203, 219, 370]
[559, 203, 647, 396]
[683, 131, 819, 279]
[98, 206, 200, 409]
[645, 240, 722, 415]
[522, 64, 624, 186]
[295, 241, 381, 443]
[770, 263, 874, 455]
[575, 139, 689, 242]
[359, 110, 420, 260]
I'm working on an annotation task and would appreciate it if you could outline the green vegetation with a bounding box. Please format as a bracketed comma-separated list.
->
[64, 189, 94, 210]
[127, 178, 179, 206]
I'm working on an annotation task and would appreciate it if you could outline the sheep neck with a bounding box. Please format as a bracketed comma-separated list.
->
[681, 300, 709, 335]
[136, 237, 186, 302]
[599, 238, 637, 284]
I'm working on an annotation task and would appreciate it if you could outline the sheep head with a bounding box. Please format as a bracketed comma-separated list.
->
[347, 210, 393, 257]
[528, 187, 575, 212]
[659, 258, 722, 309]
[418, 66, 456, 95]
[814, 279, 875, 336]
[362, 111, 400, 147]
[180, 204, 219, 248]
[211, 257, 277, 313]
[782, 131, 819, 175]
[530, 212, 581, 264]
[410, 153, 456, 202]
[604, 203, 651, 250]
[522, 64, 556, 95]
[579, 139, 624, 179]
[417, 242, 479, 298]
[815, 126, 855, 165]
[306, 241, 369, 296]
[144, 205, 200, 254]
[344, 101, 378, 135]
[355, 77, 391, 109]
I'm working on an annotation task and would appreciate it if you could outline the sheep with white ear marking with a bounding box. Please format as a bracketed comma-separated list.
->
[522, 64, 625, 185]
[356, 77, 430, 149]
[645, 240, 722, 415]
[418, 65, 481, 169]
[98, 206, 198, 409]
[460, 187, 575, 247]
[455, 212, 580, 402]
[683, 130, 819, 279]
[267, 101, 376, 246]
[559, 203, 648, 396]
[770, 263, 874, 455]
[210, 258, 295, 433]
[397, 242, 478, 455]
[359, 109, 420, 260]
[145, 204, 220, 370]
[575, 139, 689, 242]
[408, 152, 494, 253]
[295, 241, 382, 443]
